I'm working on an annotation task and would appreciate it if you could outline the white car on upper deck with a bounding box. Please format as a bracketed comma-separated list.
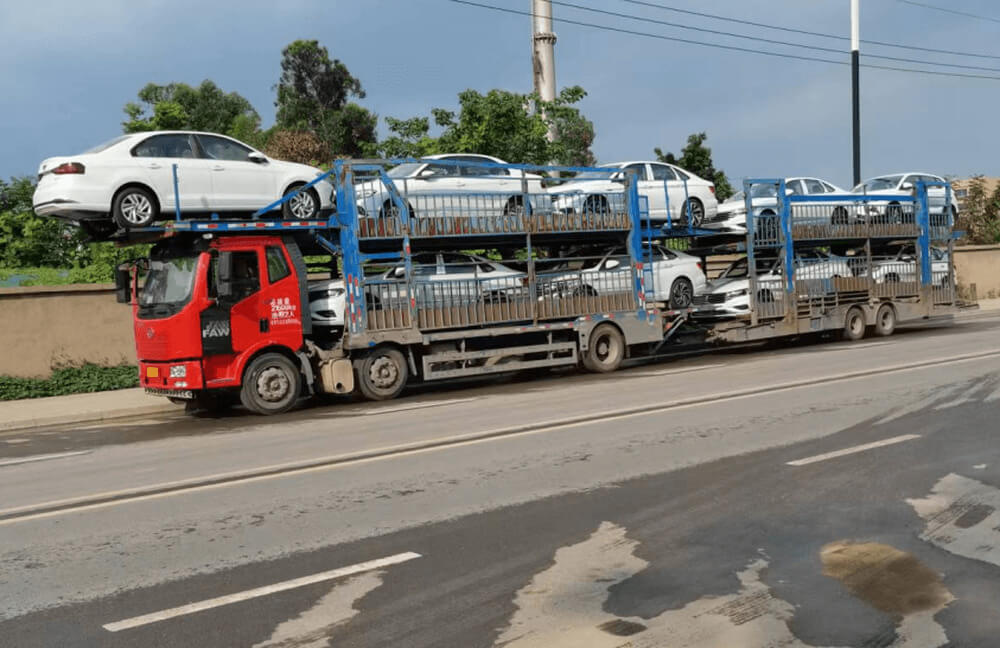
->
[704, 177, 850, 233]
[33, 131, 334, 233]
[851, 173, 958, 222]
[353, 154, 544, 219]
[547, 161, 718, 226]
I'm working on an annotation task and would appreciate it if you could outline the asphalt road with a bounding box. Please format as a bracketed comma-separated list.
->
[3, 313, 1000, 647]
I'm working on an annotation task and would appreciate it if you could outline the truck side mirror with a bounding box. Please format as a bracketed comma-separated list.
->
[217, 252, 234, 299]
[114, 267, 131, 304]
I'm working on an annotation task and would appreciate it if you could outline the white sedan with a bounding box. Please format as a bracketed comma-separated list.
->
[548, 161, 718, 227]
[539, 246, 707, 309]
[354, 154, 544, 219]
[704, 177, 850, 233]
[869, 245, 951, 285]
[33, 131, 335, 231]
[852, 173, 959, 222]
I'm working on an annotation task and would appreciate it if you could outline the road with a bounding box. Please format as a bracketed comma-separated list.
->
[2, 313, 1000, 647]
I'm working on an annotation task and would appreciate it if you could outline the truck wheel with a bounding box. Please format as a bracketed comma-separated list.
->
[843, 307, 867, 342]
[355, 347, 408, 401]
[240, 353, 302, 415]
[874, 303, 896, 337]
[582, 323, 625, 373]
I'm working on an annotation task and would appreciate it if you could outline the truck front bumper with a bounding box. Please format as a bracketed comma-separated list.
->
[139, 360, 205, 395]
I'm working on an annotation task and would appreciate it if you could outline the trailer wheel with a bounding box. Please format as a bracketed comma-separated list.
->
[843, 307, 867, 342]
[355, 347, 408, 401]
[874, 303, 896, 337]
[582, 324, 625, 374]
[240, 353, 301, 415]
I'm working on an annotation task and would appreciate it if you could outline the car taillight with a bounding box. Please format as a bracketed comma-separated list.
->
[697, 262, 703, 270]
[708, 185, 715, 194]
[52, 162, 85, 175]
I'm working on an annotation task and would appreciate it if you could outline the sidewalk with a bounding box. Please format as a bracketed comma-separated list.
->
[2, 300, 998, 434]
[0, 388, 177, 433]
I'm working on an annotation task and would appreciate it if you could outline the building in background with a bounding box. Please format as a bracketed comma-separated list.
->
[950, 177, 1000, 210]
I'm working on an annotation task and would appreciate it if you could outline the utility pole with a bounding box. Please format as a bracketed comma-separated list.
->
[532, 0, 558, 144]
[851, 0, 861, 186]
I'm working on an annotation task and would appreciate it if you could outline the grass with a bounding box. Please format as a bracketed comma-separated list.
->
[0, 364, 139, 400]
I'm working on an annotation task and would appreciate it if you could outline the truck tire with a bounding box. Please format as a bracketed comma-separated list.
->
[582, 323, 625, 373]
[240, 353, 302, 415]
[874, 303, 896, 337]
[355, 347, 408, 401]
[843, 307, 867, 342]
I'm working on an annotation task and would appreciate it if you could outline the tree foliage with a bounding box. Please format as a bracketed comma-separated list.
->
[655, 133, 734, 201]
[959, 176, 1000, 244]
[0, 177, 83, 268]
[378, 86, 595, 166]
[275, 40, 377, 158]
[123, 80, 261, 137]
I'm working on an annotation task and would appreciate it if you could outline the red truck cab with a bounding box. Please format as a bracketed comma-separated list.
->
[130, 235, 312, 414]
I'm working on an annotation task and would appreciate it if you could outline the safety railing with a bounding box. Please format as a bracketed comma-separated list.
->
[751, 276, 787, 320]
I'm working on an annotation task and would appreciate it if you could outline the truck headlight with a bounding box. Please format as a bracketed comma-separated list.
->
[169, 365, 187, 378]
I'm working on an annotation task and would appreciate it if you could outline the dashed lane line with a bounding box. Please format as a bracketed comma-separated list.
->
[786, 434, 922, 467]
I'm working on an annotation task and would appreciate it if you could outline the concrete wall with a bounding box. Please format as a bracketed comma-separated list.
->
[0, 284, 136, 378]
[0, 246, 996, 378]
[954, 245, 1000, 300]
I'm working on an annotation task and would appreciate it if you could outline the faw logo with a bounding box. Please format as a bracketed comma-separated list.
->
[202, 320, 230, 338]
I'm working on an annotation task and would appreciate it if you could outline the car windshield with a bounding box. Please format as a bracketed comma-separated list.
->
[722, 257, 778, 278]
[387, 163, 426, 178]
[139, 254, 200, 311]
[854, 176, 903, 192]
[749, 184, 779, 199]
[574, 168, 618, 180]
[83, 135, 131, 154]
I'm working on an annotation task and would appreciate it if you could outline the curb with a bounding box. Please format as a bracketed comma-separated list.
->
[0, 403, 179, 434]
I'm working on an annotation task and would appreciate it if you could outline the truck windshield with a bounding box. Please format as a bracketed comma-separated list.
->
[138, 254, 200, 317]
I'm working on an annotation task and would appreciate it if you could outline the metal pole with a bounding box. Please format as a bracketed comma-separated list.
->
[532, 0, 558, 144]
[851, 0, 861, 187]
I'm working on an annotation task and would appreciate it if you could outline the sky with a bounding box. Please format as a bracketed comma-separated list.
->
[2, 0, 1000, 189]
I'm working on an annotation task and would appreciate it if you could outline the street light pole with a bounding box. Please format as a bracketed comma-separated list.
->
[851, 0, 861, 186]
[531, 0, 558, 144]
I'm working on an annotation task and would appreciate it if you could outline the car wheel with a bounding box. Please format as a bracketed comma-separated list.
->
[886, 202, 903, 223]
[240, 353, 302, 415]
[682, 198, 705, 227]
[573, 284, 598, 297]
[831, 207, 849, 225]
[668, 277, 693, 309]
[581, 323, 625, 374]
[112, 186, 158, 229]
[282, 184, 320, 220]
[874, 303, 896, 337]
[885, 273, 900, 283]
[504, 196, 526, 217]
[843, 307, 866, 342]
[354, 347, 408, 401]
[582, 194, 609, 216]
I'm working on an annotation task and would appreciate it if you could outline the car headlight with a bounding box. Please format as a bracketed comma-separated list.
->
[726, 289, 749, 299]
[169, 365, 187, 378]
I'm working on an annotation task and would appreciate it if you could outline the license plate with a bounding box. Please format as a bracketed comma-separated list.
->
[146, 366, 160, 378]
[145, 388, 193, 400]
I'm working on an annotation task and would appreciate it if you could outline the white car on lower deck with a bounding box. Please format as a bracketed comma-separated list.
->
[703, 177, 850, 233]
[548, 161, 718, 226]
[33, 131, 334, 232]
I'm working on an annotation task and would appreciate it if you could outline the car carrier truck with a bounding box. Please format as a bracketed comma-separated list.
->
[106, 158, 965, 415]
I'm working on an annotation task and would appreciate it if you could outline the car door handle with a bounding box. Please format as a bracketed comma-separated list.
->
[146, 163, 162, 170]
[212, 165, 225, 171]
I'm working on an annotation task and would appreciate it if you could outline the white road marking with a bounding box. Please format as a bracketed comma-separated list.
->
[0, 450, 91, 468]
[342, 397, 475, 416]
[102, 551, 420, 632]
[251, 571, 384, 648]
[908, 474, 1000, 568]
[4, 350, 998, 525]
[626, 362, 726, 377]
[786, 434, 921, 466]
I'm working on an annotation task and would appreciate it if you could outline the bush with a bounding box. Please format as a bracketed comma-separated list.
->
[0, 364, 139, 400]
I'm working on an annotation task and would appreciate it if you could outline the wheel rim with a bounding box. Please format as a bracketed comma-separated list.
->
[368, 356, 400, 390]
[880, 308, 894, 329]
[256, 366, 291, 403]
[671, 280, 692, 308]
[593, 332, 620, 366]
[850, 314, 864, 336]
[686, 201, 704, 226]
[120, 193, 153, 225]
[288, 190, 316, 219]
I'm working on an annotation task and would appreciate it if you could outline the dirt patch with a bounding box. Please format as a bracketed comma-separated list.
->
[821, 541, 953, 617]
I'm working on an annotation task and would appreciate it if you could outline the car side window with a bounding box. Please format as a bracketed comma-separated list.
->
[132, 134, 196, 159]
[804, 179, 825, 194]
[422, 163, 459, 177]
[198, 135, 252, 162]
[822, 182, 837, 193]
[785, 180, 804, 195]
[457, 157, 503, 177]
[266, 247, 291, 284]
[623, 164, 648, 181]
[440, 253, 479, 274]
[229, 251, 260, 302]
[650, 164, 677, 181]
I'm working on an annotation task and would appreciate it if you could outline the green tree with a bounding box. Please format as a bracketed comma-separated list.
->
[0, 177, 83, 268]
[378, 86, 594, 166]
[655, 133, 734, 201]
[122, 80, 261, 137]
[275, 40, 377, 158]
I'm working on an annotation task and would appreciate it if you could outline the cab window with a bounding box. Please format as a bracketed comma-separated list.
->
[266, 247, 291, 284]
[229, 251, 260, 301]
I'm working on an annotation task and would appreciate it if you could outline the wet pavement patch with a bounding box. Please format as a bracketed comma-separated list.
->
[820, 541, 953, 616]
[597, 618, 646, 636]
[954, 503, 994, 528]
